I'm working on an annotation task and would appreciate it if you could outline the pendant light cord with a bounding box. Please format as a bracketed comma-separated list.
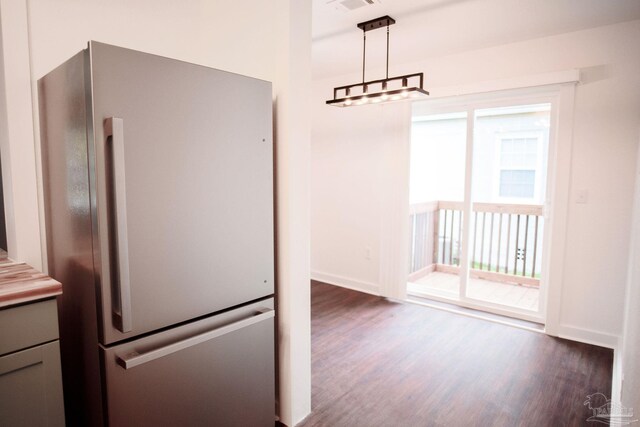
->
[386, 25, 390, 79]
[362, 24, 390, 83]
[362, 32, 366, 83]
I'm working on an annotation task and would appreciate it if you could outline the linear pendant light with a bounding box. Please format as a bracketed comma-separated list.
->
[326, 15, 429, 107]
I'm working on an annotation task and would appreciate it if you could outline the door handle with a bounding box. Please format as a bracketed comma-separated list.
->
[116, 309, 275, 369]
[104, 117, 132, 333]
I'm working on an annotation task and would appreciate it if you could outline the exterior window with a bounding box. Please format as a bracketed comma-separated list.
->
[499, 170, 535, 197]
[499, 137, 538, 198]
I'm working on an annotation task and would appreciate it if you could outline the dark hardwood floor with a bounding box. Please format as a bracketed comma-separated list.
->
[298, 281, 613, 427]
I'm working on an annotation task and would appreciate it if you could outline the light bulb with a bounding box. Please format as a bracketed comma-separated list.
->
[344, 99, 352, 106]
[401, 90, 408, 98]
[381, 93, 389, 101]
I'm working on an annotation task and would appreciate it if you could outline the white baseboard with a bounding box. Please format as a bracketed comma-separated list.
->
[557, 324, 619, 349]
[612, 347, 622, 405]
[311, 271, 380, 296]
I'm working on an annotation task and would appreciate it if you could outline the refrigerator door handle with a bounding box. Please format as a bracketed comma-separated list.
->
[115, 308, 275, 369]
[104, 117, 133, 333]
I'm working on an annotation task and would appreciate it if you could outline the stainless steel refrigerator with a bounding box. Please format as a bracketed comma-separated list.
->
[38, 42, 275, 426]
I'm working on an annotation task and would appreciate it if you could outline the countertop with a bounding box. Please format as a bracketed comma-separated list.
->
[0, 257, 62, 309]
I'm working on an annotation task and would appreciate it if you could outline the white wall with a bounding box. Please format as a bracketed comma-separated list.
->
[0, 0, 311, 424]
[0, 0, 41, 269]
[274, 0, 312, 424]
[621, 141, 640, 413]
[311, 100, 411, 296]
[311, 20, 640, 346]
[27, 0, 279, 82]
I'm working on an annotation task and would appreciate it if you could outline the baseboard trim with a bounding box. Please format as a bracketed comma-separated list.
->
[310, 271, 380, 296]
[557, 324, 619, 349]
[611, 348, 622, 406]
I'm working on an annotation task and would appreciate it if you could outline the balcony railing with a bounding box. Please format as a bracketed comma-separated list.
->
[409, 201, 544, 287]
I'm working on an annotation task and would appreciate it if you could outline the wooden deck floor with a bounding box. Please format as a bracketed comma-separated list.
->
[408, 271, 540, 311]
[298, 281, 613, 427]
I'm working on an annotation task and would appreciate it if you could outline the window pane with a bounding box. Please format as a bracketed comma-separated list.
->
[410, 112, 467, 203]
[500, 170, 535, 198]
[500, 137, 538, 169]
[473, 104, 550, 204]
[408, 110, 467, 300]
[469, 103, 550, 312]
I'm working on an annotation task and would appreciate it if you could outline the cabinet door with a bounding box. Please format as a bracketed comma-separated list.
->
[0, 341, 65, 427]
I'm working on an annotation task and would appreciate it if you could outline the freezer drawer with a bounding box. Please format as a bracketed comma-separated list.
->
[101, 298, 275, 427]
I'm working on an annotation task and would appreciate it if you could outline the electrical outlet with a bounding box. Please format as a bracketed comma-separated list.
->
[576, 189, 589, 204]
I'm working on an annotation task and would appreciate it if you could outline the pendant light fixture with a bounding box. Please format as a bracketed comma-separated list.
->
[326, 15, 429, 107]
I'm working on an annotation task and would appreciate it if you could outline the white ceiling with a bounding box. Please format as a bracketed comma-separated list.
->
[312, 0, 640, 79]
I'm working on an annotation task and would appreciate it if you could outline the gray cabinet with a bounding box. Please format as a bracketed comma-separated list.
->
[0, 299, 65, 426]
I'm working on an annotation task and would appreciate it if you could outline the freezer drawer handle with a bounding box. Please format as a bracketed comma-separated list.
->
[104, 117, 133, 333]
[116, 308, 275, 369]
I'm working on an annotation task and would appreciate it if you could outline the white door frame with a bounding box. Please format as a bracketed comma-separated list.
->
[404, 83, 577, 330]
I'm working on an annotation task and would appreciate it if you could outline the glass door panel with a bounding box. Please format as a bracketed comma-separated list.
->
[466, 104, 551, 313]
[408, 112, 467, 299]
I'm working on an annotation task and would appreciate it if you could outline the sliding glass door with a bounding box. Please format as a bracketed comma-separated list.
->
[408, 112, 467, 299]
[407, 93, 554, 322]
